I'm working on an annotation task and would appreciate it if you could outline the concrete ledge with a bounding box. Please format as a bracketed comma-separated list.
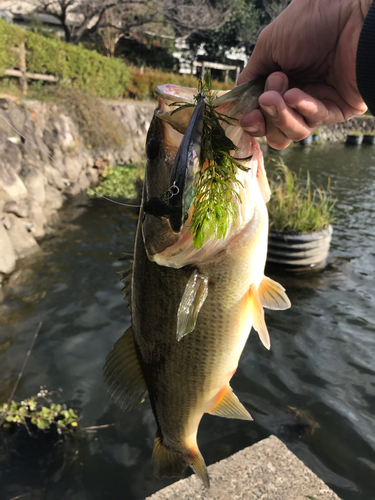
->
[145, 436, 341, 500]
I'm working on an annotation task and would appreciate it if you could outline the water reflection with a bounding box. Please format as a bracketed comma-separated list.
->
[0, 145, 375, 500]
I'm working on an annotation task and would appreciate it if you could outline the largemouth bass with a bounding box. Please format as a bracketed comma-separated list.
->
[104, 81, 291, 487]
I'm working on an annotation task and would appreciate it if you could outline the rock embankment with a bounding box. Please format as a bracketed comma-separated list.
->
[0, 97, 154, 280]
[319, 115, 375, 142]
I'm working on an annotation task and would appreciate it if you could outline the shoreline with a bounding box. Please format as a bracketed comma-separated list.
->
[1, 95, 374, 282]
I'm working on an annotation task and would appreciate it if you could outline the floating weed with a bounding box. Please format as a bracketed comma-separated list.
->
[267, 158, 336, 234]
[0, 390, 79, 434]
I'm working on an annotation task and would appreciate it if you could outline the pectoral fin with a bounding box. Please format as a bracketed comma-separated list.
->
[248, 284, 271, 350]
[258, 276, 291, 310]
[103, 326, 147, 410]
[177, 269, 208, 341]
[257, 162, 271, 203]
[208, 386, 252, 421]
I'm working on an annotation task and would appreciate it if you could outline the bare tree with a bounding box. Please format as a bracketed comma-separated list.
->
[26, 0, 153, 43]
[27, 0, 232, 46]
[162, 0, 231, 38]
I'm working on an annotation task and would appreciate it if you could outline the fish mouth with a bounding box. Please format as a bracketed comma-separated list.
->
[143, 81, 268, 265]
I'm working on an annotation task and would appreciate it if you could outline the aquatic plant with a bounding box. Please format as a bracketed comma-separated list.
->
[171, 71, 250, 249]
[88, 162, 145, 200]
[267, 158, 335, 234]
[0, 389, 79, 433]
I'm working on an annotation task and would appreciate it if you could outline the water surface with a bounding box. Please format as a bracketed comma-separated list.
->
[0, 143, 375, 500]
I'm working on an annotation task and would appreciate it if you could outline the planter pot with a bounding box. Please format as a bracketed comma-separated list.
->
[312, 134, 321, 143]
[363, 135, 375, 145]
[346, 135, 363, 145]
[267, 225, 333, 272]
[297, 135, 312, 146]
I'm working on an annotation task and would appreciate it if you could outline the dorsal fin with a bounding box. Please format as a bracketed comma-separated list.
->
[208, 386, 252, 421]
[258, 276, 291, 310]
[103, 326, 147, 411]
[248, 284, 271, 350]
[176, 269, 209, 341]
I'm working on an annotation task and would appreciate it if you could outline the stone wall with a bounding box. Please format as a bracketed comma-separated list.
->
[0, 97, 155, 279]
[319, 115, 375, 142]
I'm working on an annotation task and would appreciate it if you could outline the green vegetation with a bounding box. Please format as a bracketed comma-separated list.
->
[0, 20, 130, 98]
[88, 163, 145, 200]
[347, 131, 363, 137]
[0, 391, 79, 433]
[170, 72, 249, 249]
[191, 75, 248, 248]
[187, 0, 261, 62]
[267, 158, 335, 234]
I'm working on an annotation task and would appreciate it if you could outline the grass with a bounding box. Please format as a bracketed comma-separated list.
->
[52, 87, 129, 150]
[347, 130, 363, 136]
[267, 158, 335, 234]
[88, 162, 145, 200]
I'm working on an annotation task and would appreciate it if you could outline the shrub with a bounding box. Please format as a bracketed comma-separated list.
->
[0, 21, 26, 74]
[0, 20, 130, 98]
[267, 158, 336, 234]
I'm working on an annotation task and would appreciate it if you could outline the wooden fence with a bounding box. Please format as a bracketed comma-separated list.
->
[4, 42, 57, 94]
[192, 61, 242, 82]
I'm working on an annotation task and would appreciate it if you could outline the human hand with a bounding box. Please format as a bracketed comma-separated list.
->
[238, 0, 372, 149]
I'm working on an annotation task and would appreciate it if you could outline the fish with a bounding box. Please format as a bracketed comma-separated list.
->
[103, 80, 291, 487]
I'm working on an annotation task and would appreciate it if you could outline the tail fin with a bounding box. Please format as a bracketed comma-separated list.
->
[152, 429, 210, 488]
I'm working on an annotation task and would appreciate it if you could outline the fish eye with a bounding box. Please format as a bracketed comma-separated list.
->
[146, 139, 160, 161]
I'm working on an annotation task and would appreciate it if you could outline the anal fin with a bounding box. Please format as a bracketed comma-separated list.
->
[177, 269, 208, 341]
[103, 326, 147, 411]
[208, 386, 252, 421]
[258, 276, 291, 310]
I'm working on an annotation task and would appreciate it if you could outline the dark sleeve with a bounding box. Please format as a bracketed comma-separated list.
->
[356, 1, 375, 114]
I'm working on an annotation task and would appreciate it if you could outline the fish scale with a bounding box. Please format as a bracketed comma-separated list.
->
[104, 80, 291, 487]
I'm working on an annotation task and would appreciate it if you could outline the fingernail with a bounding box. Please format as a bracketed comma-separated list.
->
[243, 125, 260, 133]
[261, 105, 278, 117]
[265, 74, 285, 93]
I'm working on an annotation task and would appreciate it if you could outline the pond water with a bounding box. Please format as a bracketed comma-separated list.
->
[1, 143, 375, 500]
